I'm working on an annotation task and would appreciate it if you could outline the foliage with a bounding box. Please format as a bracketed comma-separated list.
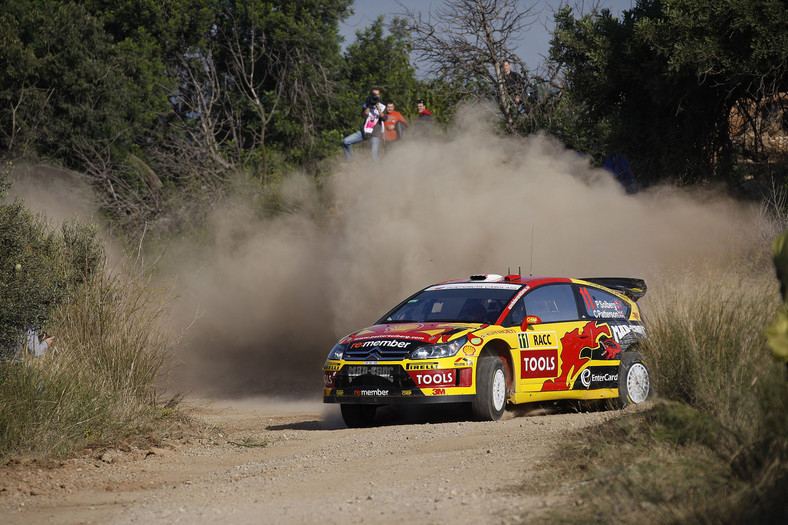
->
[211, 0, 352, 178]
[1, 0, 356, 238]
[0, 261, 172, 459]
[0, 169, 171, 459]
[2, 0, 787, 239]
[403, 0, 538, 131]
[341, 16, 419, 118]
[0, 0, 171, 165]
[83, 0, 216, 58]
[550, 0, 788, 185]
[0, 163, 104, 352]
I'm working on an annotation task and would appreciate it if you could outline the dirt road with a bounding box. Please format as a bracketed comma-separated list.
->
[1, 398, 619, 524]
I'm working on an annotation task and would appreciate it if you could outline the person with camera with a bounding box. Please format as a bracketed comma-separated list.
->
[1, 329, 55, 360]
[24, 329, 54, 357]
[342, 88, 386, 161]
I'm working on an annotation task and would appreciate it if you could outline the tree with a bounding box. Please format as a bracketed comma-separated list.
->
[0, 1, 170, 164]
[404, 0, 539, 131]
[644, 0, 788, 181]
[82, 0, 216, 58]
[0, 0, 173, 231]
[158, 0, 352, 183]
[342, 17, 419, 107]
[550, 0, 788, 185]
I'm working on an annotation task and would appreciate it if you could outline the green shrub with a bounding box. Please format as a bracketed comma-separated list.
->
[0, 259, 172, 459]
[0, 165, 171, 459]
[0, 163, 103, 353]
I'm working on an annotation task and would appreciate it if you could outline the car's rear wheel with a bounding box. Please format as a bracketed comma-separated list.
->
[340, 404, 377, 428]
[616, 351, 651, 407]
[471, 356, 507, 421]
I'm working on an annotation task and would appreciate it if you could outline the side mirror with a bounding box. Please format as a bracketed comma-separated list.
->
[520, 315, 542, 331]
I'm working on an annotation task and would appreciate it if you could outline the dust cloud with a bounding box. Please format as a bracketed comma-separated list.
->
[2, 110, 757, 399]
[6, 164, 129, 267]
[7, 164, 100, 227]
[163, 106, 756, 398]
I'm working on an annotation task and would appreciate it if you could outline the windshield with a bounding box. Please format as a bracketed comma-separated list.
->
[379, 284, 521, 324]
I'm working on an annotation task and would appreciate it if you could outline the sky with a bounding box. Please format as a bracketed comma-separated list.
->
[339, 0, 637, 71]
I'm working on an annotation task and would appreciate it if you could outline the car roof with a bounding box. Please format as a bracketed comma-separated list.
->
[429, 274, 646, 301]
[432, 274, 571, 287]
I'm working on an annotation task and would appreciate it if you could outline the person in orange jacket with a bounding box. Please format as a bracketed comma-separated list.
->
[382, 100, 408, 142]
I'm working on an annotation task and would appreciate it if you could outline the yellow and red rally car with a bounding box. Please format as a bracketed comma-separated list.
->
[323, 274, 650, 427]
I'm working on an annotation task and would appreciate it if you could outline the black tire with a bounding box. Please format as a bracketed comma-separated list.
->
[615, 351, 651, 408]
[471, 356, 507, 421]
[340, 404, 377, 428]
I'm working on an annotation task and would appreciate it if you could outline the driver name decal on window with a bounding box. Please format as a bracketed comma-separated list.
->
[579, 286, 627, 319]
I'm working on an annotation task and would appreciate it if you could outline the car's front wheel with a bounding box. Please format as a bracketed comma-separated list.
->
[616, 351, 651, 407]
[340, 404, 377, 428]
[471, 356, 507, 421]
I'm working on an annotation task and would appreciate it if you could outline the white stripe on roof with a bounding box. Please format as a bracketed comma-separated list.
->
[426, 283, 522, 291]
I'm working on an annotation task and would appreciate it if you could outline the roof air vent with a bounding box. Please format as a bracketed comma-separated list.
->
[469, 274, 504, 282]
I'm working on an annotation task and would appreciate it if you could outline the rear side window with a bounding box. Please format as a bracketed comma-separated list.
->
[523, 284, 579, 323]
[577, 285, 630, 319]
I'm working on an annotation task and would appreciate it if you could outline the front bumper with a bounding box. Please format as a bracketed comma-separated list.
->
[322, 360, 474, 404]
[324, 389, 475, 404]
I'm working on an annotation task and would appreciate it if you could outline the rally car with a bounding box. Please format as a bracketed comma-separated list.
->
[323, 274, 650, 427]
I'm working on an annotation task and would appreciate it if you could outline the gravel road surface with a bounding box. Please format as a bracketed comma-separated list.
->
[1, 398, 620, 524]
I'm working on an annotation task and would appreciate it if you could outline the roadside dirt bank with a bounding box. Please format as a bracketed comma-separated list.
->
[0, 397, 627, 524]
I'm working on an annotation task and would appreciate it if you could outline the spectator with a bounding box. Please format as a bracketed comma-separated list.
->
[382, 101, 408, 143]
[413, 99, 433, 137]
[503, 59, 526, 106]
[1, 329, 55, 360]
[604, 153, 639, 194]
[24, 329, 54, 358]
[342, 88, 386, 161]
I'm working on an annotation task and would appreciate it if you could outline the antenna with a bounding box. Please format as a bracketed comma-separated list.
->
[529, 225, 534, 276]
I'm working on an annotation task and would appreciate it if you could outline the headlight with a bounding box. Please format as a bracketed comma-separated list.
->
[410, 336, 467, 360]
[327, 343, 346, 360]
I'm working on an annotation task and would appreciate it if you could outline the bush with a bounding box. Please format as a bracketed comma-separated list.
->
[643, 271, 780, 450]
[0, 165, 172, 459]
[541, 267, 788, 523]
[0, 263, 172, 458]
[0, 163, 103, 353]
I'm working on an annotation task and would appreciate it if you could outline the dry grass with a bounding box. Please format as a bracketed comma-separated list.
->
[0, 262, 174, 459]
[526, 267, 788, 524]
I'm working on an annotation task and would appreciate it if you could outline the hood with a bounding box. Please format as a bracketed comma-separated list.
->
[340, 322, 479, 346]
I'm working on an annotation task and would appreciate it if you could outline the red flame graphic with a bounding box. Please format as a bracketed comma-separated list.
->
[541, 321, 612, 391]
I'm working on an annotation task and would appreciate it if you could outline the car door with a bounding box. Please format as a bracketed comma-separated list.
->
[571, 283, 637, 391]
[512, 283, 588, 393]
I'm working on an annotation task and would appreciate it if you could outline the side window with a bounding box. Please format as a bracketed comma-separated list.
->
[577, 285, 630, 320]
[523, 284, 579, 323]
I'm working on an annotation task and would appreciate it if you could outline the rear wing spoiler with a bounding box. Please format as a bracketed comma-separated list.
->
[581, 277, 647, 301]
